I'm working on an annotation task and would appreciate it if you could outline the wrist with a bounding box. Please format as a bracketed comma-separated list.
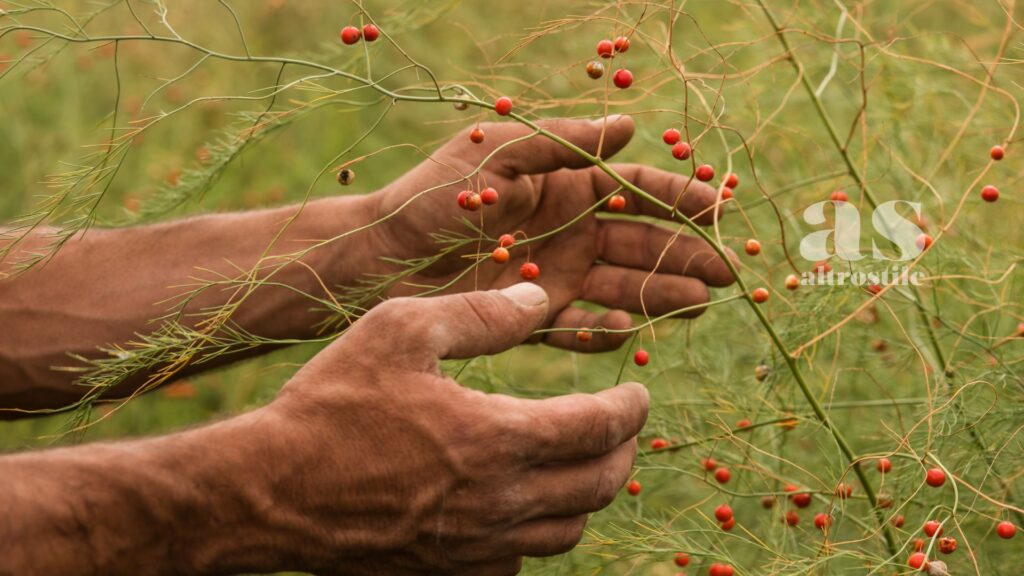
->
[299, 192, 385, 289]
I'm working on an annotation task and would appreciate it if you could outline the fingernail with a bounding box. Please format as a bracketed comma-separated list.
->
[592, 114, 623, 125]
[500, 282, 548, 307]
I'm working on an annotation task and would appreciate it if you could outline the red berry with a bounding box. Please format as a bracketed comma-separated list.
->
[674, 552, 690, 567]
[596, 39, 614, 58]
[867, 283, 882, 295]
[877, 458, 892, 473]
[613, 68, 633, 89]
[814, 513, 832, 530]
[671, 141, 692, 160]
[744, 239, 761, 256]
[785, 510, 800, 526]
[651, 437, 669, 450]
[938, 537, 957, 554]
[576, 330, 592, 343]
[663, 128, 682, 145]
[519, 262, 540, 280]
[721, 187, 733, 199]
[720, 517, 736, 531]
[494, 96, 513, 116]
[725, 173, 739, 188]
[997, 521, 1017, 539]
[761, 496, 776, 509]
[908, 552, 928, 570]
[695, 164, 715, 182]
[752, 287, 770, 304]
[783, 483, 799, 494]
[702, 457, 718, 471]
[362, 24, 380, 42]
[913, 538, 926, 553]
[711, 564, 735, 576]
[892, 515, 906, 528]
[586, 60, 605, 79]
[923, 520, 944, 538]
[340, 26, 361, 44]
[830, 190, 848, 202]
[480, 187, 499, 205]
[714, 504, 734, 523]
[456, 190, 474, 210]
[925, 467, 946, 487]
[736, 418, 752, 429]
[791, 492, 812, 509]
[469, 127, 485, 144]
[785, 274, 800, 291]
[981, 184, 999, 202]
[626, 480, 642, 496]
[498, 234, 516, 248]
[991, 145, 1005, 160]
[613, 35, 630, 53]
[916, 233, 933, 251]
[714, 467, 731, 484]
[813, 261, 832, 273]
[491, 247, 509, 264]
[634, 349, 649, 366]
[607, 194, 626, 212]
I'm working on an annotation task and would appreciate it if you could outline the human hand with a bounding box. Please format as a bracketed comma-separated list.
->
[259, 283, 649, 575]
[370, 115, 736, 351]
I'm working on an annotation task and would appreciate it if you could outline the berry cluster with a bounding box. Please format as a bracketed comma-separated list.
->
[339, 23, 380, 45]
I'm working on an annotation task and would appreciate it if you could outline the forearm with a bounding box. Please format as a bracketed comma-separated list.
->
[1, 408, 302, 575]
[0, 194, 381, 410]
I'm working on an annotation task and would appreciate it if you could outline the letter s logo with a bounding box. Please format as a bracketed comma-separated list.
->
[872, 201, 925, 261]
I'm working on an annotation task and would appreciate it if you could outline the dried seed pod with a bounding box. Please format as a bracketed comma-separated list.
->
[755, 364, 770, 381]
[337, 168, 355, 186]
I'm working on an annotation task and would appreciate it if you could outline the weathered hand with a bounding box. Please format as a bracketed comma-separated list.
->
[372, 115, 736, 351]
[263, 283, 649, 575]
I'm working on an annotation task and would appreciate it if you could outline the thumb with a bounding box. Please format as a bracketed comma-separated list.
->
[349, 283, 550, 367]
[475, 115, 635, 177]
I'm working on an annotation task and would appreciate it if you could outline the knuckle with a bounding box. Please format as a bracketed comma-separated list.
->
[588, 397, 617, 453]
[591, 463, 619, 510]
[362, 297, 413, 328]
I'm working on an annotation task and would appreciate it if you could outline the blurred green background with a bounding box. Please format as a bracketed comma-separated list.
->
[1, 0, 1022, 574]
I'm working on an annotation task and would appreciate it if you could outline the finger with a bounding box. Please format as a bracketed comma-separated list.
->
[468, 116, 635, 176]
[509, 382, 649, 463]
[593, 163, 722, 225]
[582, 265, 711, 317]
[597, 220, 737, 287]
[542, 306, 632, 352]
[522, 438, 637, 518]
[452, 557, 523, 576]
[499, 515, 589, 558]
[345, 283, 550, 368]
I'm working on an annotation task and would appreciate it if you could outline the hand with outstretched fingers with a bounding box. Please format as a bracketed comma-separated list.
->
[263, 283, 650, 575]
[371, 115, 737, 352]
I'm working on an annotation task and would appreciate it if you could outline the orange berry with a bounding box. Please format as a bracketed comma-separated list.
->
[751, 287, 770, 303]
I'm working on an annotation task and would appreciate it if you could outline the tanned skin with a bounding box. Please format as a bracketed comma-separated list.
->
[0, 116, 734, 575]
